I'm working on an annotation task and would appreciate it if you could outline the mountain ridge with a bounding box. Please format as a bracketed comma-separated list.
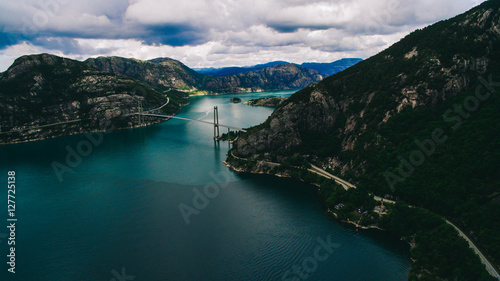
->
[0, 53, 186, 144]
[226, 1, 500, 279]
[195, 58, 362, 77]
[85, 56, 326, 94]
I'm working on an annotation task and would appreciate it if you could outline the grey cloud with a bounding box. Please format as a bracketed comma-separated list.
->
[0, 0, 485, 71]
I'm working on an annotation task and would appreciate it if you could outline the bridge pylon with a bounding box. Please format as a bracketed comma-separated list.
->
[137, 101, 143, 126]
[214, 106, 220, 140]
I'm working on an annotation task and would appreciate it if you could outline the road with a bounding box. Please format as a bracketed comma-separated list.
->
[227, 154, 499, 279]
[373, 196, 500, 279]
[309, 164, 356, 190]
[446, 221, 500, 279]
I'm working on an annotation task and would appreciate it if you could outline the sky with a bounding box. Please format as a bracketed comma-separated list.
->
[0, 0, 485, 72]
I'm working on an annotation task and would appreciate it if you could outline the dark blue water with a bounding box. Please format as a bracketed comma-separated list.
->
[0, 90, 410, 280]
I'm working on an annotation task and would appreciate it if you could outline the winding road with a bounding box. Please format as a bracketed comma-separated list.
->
[228, 153, 499, 279]
[372, 196, 500, 279]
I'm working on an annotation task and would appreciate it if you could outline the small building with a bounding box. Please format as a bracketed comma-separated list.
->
[334, 203, 344, 210]
[374, 205, 387, 214]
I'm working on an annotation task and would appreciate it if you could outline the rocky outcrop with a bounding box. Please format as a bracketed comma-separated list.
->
[228, 1, 500, 177]
[203, 63, 323, 93]
[244, 96, 286, 107]
[0, 54, 183, 144]
[85, 56, 205, 91]
[86, 58, 324, 94]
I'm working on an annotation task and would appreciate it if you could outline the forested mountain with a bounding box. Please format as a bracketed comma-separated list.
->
[0, 54, 184, 144]
[301, 58, 363, 76]
[203, 63, 323, 93]
[85, 56, 206, 91]
[0, 53, 326, 144]
[228, 1, 500, 279]
[195, 61, 289, 76]
[195, 58, 362, 77]
[86, 57, 324, 94]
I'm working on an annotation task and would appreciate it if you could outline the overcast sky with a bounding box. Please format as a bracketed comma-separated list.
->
[0, 0, 485, 72]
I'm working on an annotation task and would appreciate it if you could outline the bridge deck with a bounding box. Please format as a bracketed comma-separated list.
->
[138, 113, 247, 132]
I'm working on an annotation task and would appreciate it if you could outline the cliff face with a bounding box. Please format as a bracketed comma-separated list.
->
[85, 56, 205, 91]
[203, 63, 323, 93]
[228, 0, 500, 267]
[0, 54, 181, 144]
[86, 57, 324, 94]
[231, 1, 500, 169]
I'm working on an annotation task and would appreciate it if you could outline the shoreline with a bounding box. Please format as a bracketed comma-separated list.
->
[224, 158, 389, 234]
[224, 157, 500, 279]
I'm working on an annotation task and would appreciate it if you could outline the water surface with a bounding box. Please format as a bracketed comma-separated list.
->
[0, 90, 410, 280]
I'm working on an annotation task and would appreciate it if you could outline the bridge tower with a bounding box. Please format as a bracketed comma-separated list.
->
[137, 101, 143, 126]
[214, 106, 220, 140]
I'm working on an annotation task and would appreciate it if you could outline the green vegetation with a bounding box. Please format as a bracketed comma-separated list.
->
[0, 54, 187, 143]
[277, 2, 500, 274]
[231, 1, 500, 279]
[245, 96, 285, 106]
[319, 181, 496, 281]
[382, 204, 496, 281]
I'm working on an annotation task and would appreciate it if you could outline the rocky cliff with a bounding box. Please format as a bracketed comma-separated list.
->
[86, 57, 324, 94]
[203, 63, 323, 93]
[86, 56, 205, 91]
[230, 1, 500, 170]
[0, 54, 183, 144]
[227, 0, 500, 268]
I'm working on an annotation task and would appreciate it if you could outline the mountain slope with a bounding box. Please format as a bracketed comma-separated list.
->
[228, 0, 500, 275]
[196, 61, 289, 76]
[203, 63, 323, 93]
[301, 58, 363, 76]
[86, 56, 206, 91]
[195, 59, 362, 77]
[86, 57, 323, 94]
[0, 54, 182, 144]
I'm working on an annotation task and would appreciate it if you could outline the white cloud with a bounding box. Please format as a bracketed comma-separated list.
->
[0, 0, 486, 72]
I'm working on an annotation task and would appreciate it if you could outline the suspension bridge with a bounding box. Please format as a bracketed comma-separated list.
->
[132, 102, 248, 140]
[1, 99, 248, 140]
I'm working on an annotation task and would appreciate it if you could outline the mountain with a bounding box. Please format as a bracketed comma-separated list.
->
[195, 59, 362, 77]
[85, 56, 206, 91]
[0, 54, 185, 144]
[196, 61, 289, 76]
[227, 0, 500, 278]
[0, 54, 324, 144]
[301, 58, 363, 76]
[86, 57, 322, 93]
[203, 63, 323, 93]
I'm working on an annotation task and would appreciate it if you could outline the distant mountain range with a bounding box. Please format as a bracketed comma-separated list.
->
[85, 57, 327, 94]
[195, 58, 362, 77]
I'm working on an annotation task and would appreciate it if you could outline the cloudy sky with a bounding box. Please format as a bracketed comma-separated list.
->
[0, 0, 485, 72]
